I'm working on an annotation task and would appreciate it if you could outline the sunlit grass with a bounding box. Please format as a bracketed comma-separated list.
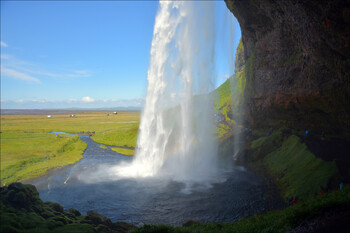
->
[0, 112, 140, 184]
[111, 147, 135, 156]
[92, 123, 139, 147]
[1, 135, 86, 185]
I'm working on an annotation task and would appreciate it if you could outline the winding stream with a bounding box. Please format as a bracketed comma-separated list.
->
[28, 134, 282, 226]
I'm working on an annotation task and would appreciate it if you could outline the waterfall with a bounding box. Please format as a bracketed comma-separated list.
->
[113, 1, 219, 183]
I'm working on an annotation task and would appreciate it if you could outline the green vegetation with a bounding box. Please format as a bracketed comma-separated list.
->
[248, 129, 338, 200]
[131, 186, 350, 233]
[277, 52, 302, 66]
[111, 147, 135, 156]
[92, 123, 138, 147]
[264, 135, 338, 199]
[213, 38, 249, 142]
[1, 135, 86, 185]
[2, 182, 348, 233]
[234, 38, 244, 72]
[0, 183, 134, 233]
[0, 112, 140, 185]
[215, 78, 231, 110]
[1, 112, 139, 144]
[99, 145, 108, 149]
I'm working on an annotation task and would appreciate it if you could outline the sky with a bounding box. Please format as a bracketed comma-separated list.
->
[1, 1, 241, 109]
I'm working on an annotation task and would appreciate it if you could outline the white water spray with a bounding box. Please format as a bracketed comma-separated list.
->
[113, 1, 219, 183]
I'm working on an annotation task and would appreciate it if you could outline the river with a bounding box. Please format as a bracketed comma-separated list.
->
[28, 134, 282, 226]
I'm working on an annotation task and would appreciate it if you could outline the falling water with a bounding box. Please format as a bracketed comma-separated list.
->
[113, 1, 219, 184]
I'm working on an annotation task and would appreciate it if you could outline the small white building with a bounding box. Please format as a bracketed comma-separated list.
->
[70, 114, 76, 117]
[47, 115, 52, 118]
[113, 112, 118, 115]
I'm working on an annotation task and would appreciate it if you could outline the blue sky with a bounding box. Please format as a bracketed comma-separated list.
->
[1, 1, 241, 109]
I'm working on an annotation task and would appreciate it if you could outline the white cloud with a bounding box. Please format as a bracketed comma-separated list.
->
[1, 67, 40, 83]
[217, 74, 229, 79]
[81, 96, 95, 103]
[67, 70, 90, 78]
[1, 41, 8, 47]
[0, 54, 11, 60]
[15, 99, 24, 103]
[1, 54, 91, 79]
[1, 97, 145, 109]
[67, 99, 78, 103]
[32, 99, 48, 103]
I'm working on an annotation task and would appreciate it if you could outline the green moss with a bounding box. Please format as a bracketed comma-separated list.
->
[235, 38, 245, 72]
[214, 78, 231, 110]
[230, 70, 246, 110]
[130, 225, 175, 233]
[213, 39, 250, 141]
[277, 52, 302, 66]
[243, 49, 256, 98]
[250, 129, 284, 161]
[264, 135, 338, 200]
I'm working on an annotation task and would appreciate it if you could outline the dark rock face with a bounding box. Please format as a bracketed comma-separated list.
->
[225, 0, 350, 137]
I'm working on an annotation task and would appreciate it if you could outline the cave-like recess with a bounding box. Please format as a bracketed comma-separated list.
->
[225, 0, 349, 139]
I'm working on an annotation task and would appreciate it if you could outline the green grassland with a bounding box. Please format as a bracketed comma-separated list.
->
[111, 147, 135, 156]
[92, 123, 139, 148]
[1, 134, 86, 185]
[0, 112, 140, 185]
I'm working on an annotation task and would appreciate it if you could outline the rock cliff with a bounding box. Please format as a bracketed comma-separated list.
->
[225, 0, 350, 137]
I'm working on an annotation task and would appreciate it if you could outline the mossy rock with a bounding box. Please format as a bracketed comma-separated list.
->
[45, 201, 64, 213]
[86, 210, 112, 226]
[69, 208, 81, 217]
[112, 222, 135, 232]
[52, 223, 95, 233]
[96, 224, 111, 232]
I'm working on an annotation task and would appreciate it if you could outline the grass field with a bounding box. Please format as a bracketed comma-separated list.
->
[0, 112, 140, 185]
[111, 147, 135, 156]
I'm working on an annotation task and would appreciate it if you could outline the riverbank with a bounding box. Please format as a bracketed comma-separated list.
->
[0, 112, 139, 185]
[0, 134, 87, 186]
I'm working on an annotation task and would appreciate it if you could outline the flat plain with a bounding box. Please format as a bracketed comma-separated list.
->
[0, 111, 140, 185]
